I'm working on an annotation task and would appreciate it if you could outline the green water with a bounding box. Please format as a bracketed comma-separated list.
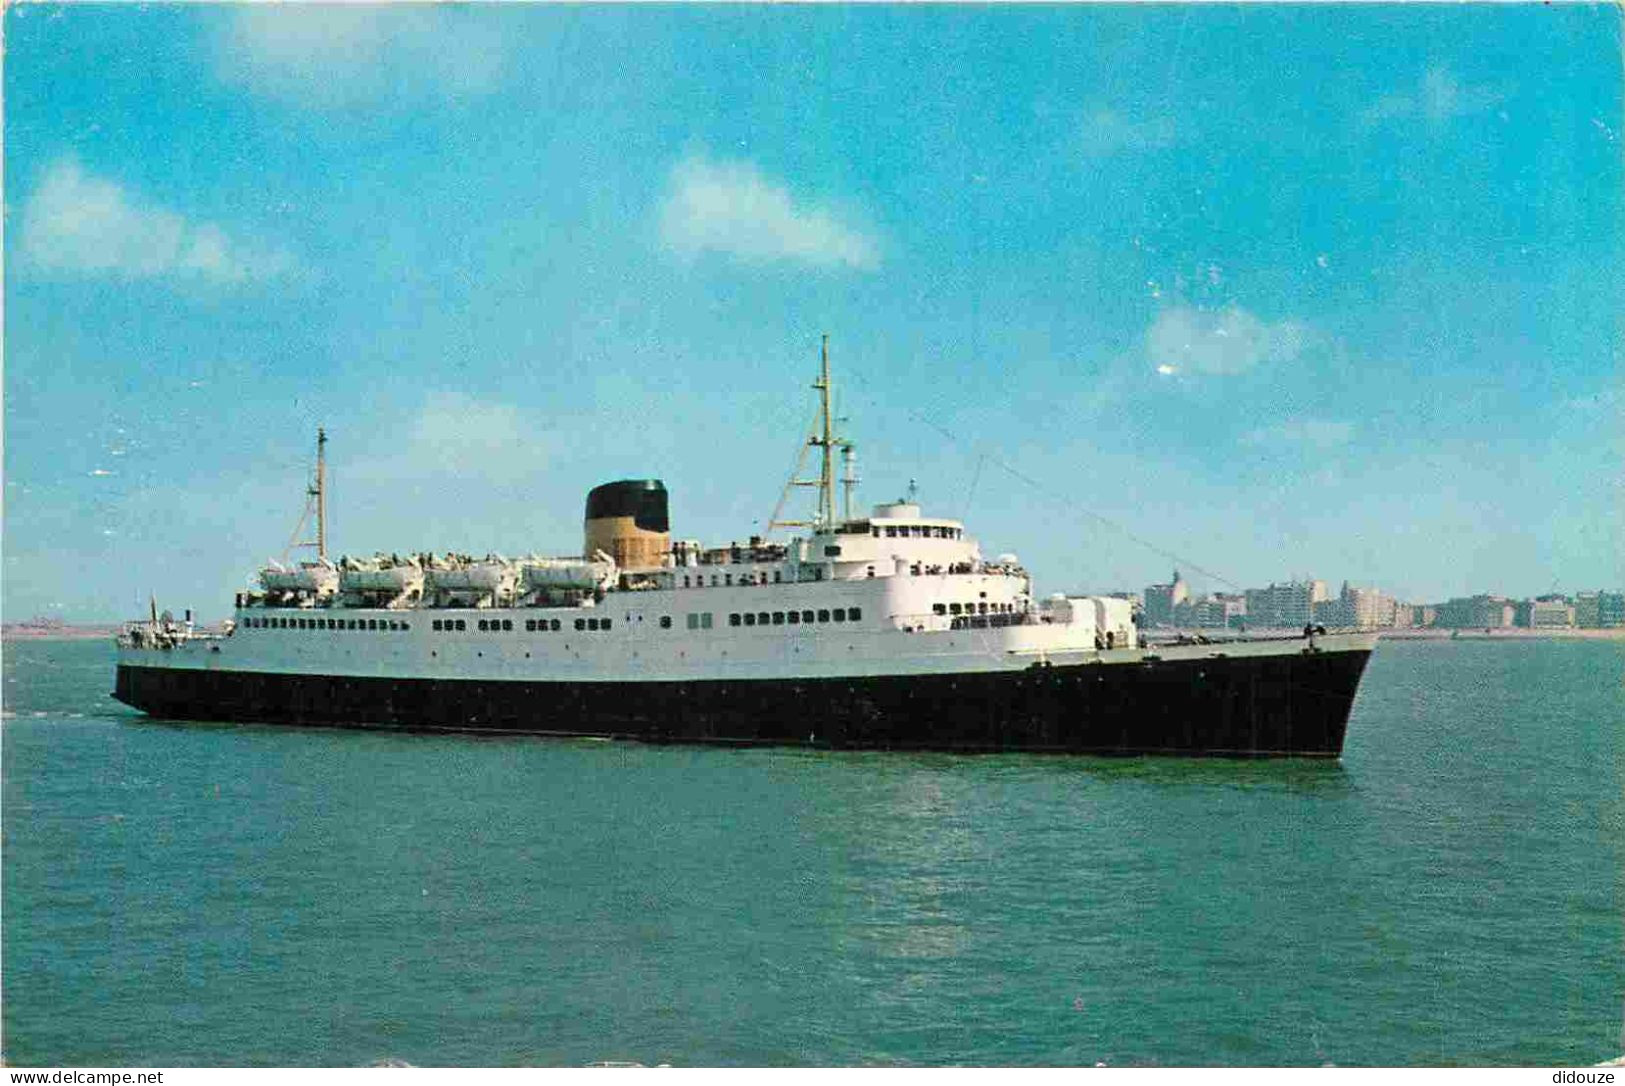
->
[3, 638, 1621, 1066]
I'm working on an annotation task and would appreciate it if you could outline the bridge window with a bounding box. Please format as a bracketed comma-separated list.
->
[818, 609, 830, 622]
[788, 611, 800, 625]
[849, 608, 862, 621]
[729, 613, 741, 627]
[772, 612, 784, 625]
[757, 612, 769, 625]
[833, 609, 845, 623]
[660, 615, 672, 629]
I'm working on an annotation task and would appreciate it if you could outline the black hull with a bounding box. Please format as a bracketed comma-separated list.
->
[114, 647, 1370, 757]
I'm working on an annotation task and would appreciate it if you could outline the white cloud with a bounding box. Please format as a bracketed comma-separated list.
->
[1145, 305, 1309, 376]
[658, 155, 880, 270]
[411, 395, 529, 470]
[1362, 65, 1503, 129]
[348, 394, 544, 486]
[217, 7, 508, 107]
[1077, 105, 1176, 156]
[19, 158, 294, 285]
[1242, 419, 1356, 449]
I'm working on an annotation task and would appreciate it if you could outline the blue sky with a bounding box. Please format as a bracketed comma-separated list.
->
[5, 4, 1621, 621]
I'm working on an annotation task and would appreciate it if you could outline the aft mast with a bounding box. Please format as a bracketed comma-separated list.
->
[768, 335, 853, 534]
[815, 335, 835, 528]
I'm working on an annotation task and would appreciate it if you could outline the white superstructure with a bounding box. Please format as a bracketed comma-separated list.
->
[121, 340, 1142, 683]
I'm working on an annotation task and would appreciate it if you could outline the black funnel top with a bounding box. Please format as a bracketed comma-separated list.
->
[585, 479, 669, 533]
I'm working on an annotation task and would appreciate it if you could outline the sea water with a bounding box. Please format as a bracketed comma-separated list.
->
[3, 638, 1621, 1066]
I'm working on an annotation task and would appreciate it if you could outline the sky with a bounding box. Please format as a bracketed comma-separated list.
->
[4, 3, 1622, 622]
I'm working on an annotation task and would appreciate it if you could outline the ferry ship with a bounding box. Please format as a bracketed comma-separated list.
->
[114, 340, 1375, 756]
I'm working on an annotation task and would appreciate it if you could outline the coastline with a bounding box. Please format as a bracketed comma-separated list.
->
[1150, 626, 1625, 643]
[3, 625, 122, 643]
[1377, 627, 1625, 641]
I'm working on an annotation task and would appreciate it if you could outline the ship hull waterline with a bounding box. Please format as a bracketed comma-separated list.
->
[114, 646, 1372, 757]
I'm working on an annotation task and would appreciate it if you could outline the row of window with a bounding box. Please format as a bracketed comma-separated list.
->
[933, 601, 1015, 616]
[728, 607, 861, 628]
[431, 617, 613, 633]
[872, 525, 960, 540]
[950, 613, 1027, 630]
[246, 616, 410, 631]
[681, 571, 781, 588]
[247, 607, 862, 635]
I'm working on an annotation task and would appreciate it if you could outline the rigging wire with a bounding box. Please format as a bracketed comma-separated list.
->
[840, 367, 1245, 594]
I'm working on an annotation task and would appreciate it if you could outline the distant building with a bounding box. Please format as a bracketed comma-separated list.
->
[1191, 593, 1247, 629]
[1144, 570, 1189, 628]
[1574, 590, 1625, 628]
[1435, 595, 1515, 629]
[1515, 597, 1574, 628]
[1315, 582, 1394, 629]
[1244, 581, 1319, 629]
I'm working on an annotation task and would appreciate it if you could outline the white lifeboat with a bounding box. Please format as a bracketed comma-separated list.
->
[340, 562, 425, 595]
[427, 560, 518, 594]
[259, 561, 339, 595]
[521, 554, 617, 593]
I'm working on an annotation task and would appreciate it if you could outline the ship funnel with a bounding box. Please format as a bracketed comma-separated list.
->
[584, 479, 669, 571]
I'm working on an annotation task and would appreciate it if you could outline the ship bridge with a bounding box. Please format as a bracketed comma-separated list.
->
[802, 500, 979, 578]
